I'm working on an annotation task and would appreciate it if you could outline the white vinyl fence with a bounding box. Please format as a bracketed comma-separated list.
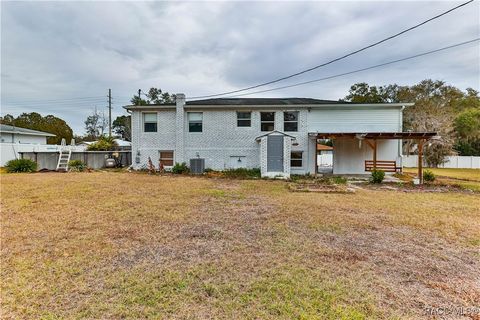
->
[402, 155, 480, 169]
[0, 143, 86, 166]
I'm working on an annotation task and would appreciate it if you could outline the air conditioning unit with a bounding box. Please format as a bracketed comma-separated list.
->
[190, 158, 205, 174]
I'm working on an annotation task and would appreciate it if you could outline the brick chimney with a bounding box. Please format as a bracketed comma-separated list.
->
[175, 93, 186, 164]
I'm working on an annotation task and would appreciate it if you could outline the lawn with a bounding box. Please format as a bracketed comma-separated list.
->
[1, 172, 479, 319]
[403, 167, 480, 191]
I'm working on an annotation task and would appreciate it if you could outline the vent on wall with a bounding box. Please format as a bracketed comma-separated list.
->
[190, 158, 205, 174]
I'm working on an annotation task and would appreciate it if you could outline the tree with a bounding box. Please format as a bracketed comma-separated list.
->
[0, 112, 73, 144]
[343, 82, 400, 103]
[86, 136, 118, 151]
[112, 115, 131, 141]
[454, 108, 480, 156]
[84, 109, 107, 140]
[131, 88, 176, 105]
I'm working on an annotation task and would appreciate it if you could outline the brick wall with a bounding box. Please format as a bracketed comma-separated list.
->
[131, 107, 311, 174]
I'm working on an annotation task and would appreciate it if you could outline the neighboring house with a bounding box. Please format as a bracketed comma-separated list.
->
[0, 124, 55, 144]
[77, 139, 132, 150]
[317, 144, 333, 171]
[0, 124, 56, 166]
[125, 94, 434, 178]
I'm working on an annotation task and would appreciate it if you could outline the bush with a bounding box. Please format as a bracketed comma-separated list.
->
[331, 176, 347, 184]
[5, 158, 37, 173]
[87, 136, 118, 151]
[68, 160, 86, 172]
[423, 170, 436, 182]
[172, 162, 189, 174]
[369, 169, 385, 184]
[223, 168, 261, 179]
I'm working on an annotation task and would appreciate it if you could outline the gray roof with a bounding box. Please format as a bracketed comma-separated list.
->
[124, 97, 413, 110]
[0, 124, 56, 137]
[185, 98, 347, 105]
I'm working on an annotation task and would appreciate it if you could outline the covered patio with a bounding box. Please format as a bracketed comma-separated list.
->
[310, 132, 438, 183]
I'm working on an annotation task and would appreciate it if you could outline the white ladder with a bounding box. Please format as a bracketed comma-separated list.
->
[56, 138, 72, 171]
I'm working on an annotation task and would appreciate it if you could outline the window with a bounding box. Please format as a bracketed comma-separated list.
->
[261, 112, 275, 131]
[237, 112, 251, 127]
[291, 151, 303, 167]
[284, 111, 298, 132]
[188, 112, 203, 132]
[159, 151, 174, 167]
[143, 113, 157, 132]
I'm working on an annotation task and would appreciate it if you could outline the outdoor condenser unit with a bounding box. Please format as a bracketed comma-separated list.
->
[190, 158, 205, 174]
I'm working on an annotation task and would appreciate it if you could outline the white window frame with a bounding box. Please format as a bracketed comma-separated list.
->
[284, 111, 299, 132]
[143, 112, 158, 133]
[290, 151, 303, 168]
[260, 112, 275, 132]
[236, 111, 252, 127]
[188, 112, 203, 133]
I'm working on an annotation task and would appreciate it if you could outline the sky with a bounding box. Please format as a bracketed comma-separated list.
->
[1, 1, 479, 135]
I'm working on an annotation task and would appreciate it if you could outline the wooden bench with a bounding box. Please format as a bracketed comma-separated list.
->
[365, 160, 401, 172]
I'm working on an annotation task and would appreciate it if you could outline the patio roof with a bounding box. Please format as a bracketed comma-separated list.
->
[310, 132, 438, 140]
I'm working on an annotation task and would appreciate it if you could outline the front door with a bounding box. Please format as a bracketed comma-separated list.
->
[267, 135, 284, 172]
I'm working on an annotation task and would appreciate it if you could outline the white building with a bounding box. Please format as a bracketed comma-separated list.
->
[0, 124, 56, 166]
[125, 94, 434, 178]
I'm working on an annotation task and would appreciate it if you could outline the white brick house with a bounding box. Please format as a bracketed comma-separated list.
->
[125, 94, 417, 178]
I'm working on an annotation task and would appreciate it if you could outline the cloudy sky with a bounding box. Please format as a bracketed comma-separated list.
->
[1, 1, 479, 134]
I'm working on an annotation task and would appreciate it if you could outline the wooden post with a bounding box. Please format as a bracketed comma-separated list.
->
[418, 139, 424, 184]
[373, 139, 377, 170]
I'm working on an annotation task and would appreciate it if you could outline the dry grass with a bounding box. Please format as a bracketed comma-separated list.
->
[404, 168, 480, 191]
[403, 167, 480, 182]
[1, 172, 479, 319]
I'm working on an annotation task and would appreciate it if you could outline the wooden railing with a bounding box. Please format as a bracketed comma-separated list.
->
[365, 160, 401, 172]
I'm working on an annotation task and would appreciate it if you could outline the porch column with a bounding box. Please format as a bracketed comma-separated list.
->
[417, 139, 424, 184]
[373, 139, 377, 169]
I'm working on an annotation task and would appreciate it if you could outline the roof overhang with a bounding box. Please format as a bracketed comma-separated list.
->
[310, 132, 438, 140]
[255, 130, 296, 141]
[0, 130, 56, 137]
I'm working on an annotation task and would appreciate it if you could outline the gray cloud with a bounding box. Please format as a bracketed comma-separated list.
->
[1, 1, 479, 134]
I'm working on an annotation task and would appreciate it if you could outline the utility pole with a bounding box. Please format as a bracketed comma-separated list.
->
[108, 88, 112, 137]
[138, 89, 141, 103]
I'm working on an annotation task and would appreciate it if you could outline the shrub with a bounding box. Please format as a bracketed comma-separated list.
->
[5, 158, 37, 173]
[223, 168, 261, 179]
[369, 169, 385, 184]
[87, 136, 118, 151]
[331, 176, 347, 184]
[172, 162, 189, 174]
[68, 160, 86, 172]
[423, 170, 436, 182]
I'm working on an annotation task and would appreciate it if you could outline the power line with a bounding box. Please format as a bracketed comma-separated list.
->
[189, 0, 474, 99]
[222, 38, 479, 98]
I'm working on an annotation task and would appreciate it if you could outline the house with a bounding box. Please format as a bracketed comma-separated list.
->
[0, 124, 55, 144]
[0, 124, 56, 166]
[125, 94, 436, 179]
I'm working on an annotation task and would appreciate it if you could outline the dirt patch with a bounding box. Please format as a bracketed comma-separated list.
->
[356, 182, 475, 193]
[288, 182, 355, 193]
